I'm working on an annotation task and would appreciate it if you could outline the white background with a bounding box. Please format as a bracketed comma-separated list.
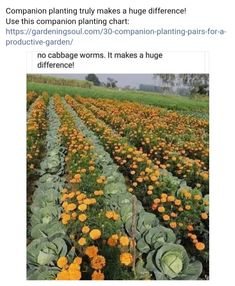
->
[0, 0, 234, 285]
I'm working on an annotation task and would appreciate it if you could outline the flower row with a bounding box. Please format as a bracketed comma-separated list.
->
[65, 95, 209, 254]
[76, 97, 209, 192]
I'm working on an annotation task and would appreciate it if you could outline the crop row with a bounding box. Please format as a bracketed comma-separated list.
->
[27, 94, 48, 175]
[65, 95, 209, 257]
[55, 95, 204, 280]
[76, 97, 209, 193]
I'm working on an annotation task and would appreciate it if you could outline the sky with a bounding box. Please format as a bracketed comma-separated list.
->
[50, 74, 158, 88]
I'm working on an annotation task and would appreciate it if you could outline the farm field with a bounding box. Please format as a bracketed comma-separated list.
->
[27, 82, 209, 280]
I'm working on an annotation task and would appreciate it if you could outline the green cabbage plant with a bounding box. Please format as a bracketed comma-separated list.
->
[146, 243, 202, 280]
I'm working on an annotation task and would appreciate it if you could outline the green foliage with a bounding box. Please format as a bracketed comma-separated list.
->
[146, 243, 202, 280]
[27, 82, 209, 113]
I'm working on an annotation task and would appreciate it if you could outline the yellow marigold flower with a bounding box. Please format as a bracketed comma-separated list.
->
[71, 212, 77, 219]
[57, 256, 68, 268]
[85, 246, 99, 258]
[148, 185, 154, 190]
[185, 205, 191, 210]
[150, 175, 158, 182]
[153, 198, 161, 204]
[96, 178, 103, 184]
[78, 204, 87, 212]
[194, 194, 202, 201]
[73, 257, 82, 265]
[120, 252, 133, 266]
[201, 212, 208, 219]
[91, 255, 106, 270]
[62, 201, 68, 208]
[78, 214, 87, 222]
[107, 237, 118, 247]
[82, 225, 90, 234]
[66, 203, 77, 211]
[119, 236, 129, 247]
[78, 237, 86, 246]
[89, 229, 102, 240]
[68, 192, 75, 199]
[158, 206, 165, 213]
[94, 190, 104, 196]
[195, 242, 205, 251]
[184, 191, 192, 199]
[167, 195, 175, 202]
[111, 234, 119, 240]
[137, 177, 143, 183]
[77, 193, 86, 201]
[83, 198, 92, 205]
[89, 165, 95, 171]
[91, 270, 105, 280]
[161, 193, 168, 198]
[90, 198, 97, 205]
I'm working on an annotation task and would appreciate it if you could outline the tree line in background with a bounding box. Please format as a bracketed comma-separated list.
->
[86, 74, 209, 96]
[28, 74, 209, 97]
[153, 74, 209, 96]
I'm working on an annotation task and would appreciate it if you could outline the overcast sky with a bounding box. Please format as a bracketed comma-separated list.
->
[49, 74, 157, 88]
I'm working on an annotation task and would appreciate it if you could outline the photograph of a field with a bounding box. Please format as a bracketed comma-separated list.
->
[27, 74, 209, 280]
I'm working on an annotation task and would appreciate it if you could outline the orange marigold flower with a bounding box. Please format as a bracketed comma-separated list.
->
[107, 237, 118, 247]
[194, 194, 202, 201]
[56, 270, 70, 280]
[69, 269, 82, 280]
[120, 252, 133, 266]
[187, 225, 194, 231]
[78, 237, 86, 246]
[91, 255, 106, 270]
[191, 234, 197, 240]
[195, 242, 205, 251]
[170, 222, 177, 229]
[163, 214, 170, 221]
[73, 257, 82, 265]
[170, 212, 177, 218]
[91, 270, 105, 280]
[57, 256, 68, 268]
[85, 246, 99, 258]
[150, 175, 158, 182]
[105, 211, 114, 219]
[89, 229, 102, 240]
[82, 225, 90, 234]
[78, 214, 87, 222]
[174, 199, 181, 206]
[201, 212, 208, 219]
[78, 204, 87, 212]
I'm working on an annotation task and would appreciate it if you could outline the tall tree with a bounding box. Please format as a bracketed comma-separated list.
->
[85, 74, 100, 86]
